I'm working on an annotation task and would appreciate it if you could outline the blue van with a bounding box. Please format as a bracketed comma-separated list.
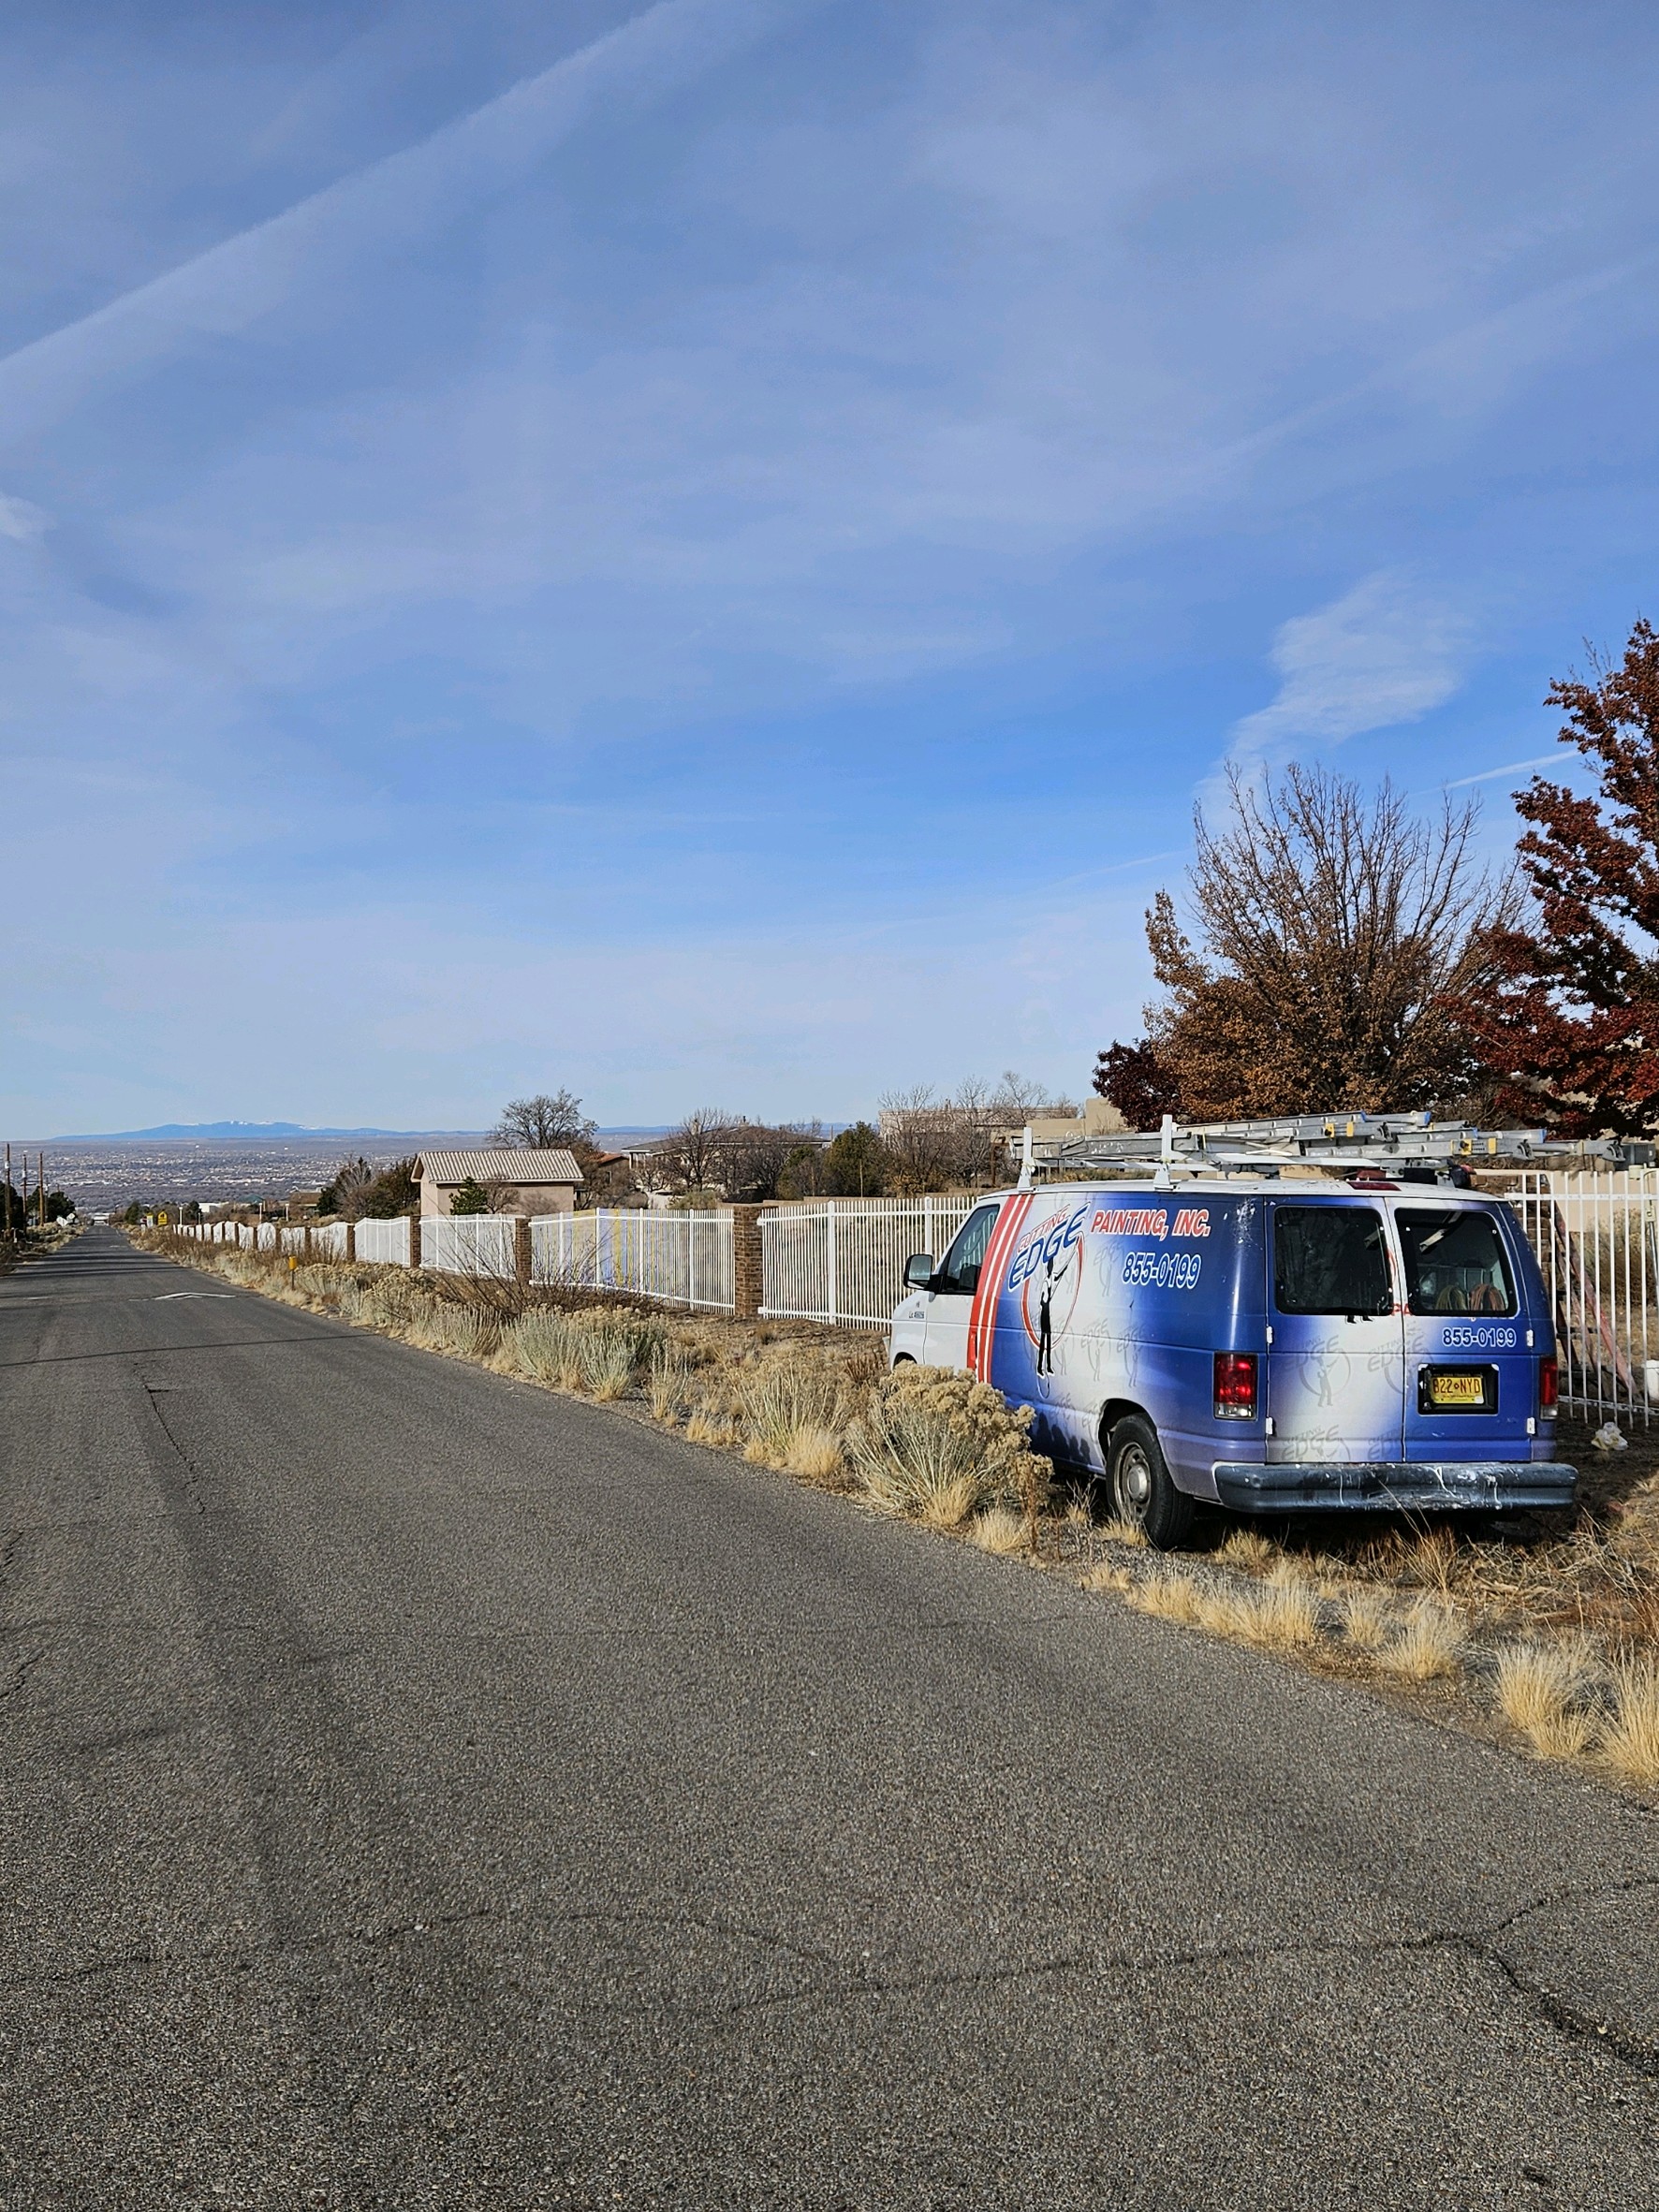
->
[888, 1179, 1573, 1546]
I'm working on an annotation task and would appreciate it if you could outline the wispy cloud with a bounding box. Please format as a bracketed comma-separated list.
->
[1220, 571, 1471, 789]
[0, 0, 803, 448]
[1436, 750, 1578, 790]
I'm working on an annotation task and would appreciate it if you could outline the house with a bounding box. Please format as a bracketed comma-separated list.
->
[413, 1149, 584, 1219]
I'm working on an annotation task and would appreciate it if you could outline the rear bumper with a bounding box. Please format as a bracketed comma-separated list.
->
[1211, 1460, 1578, 1515]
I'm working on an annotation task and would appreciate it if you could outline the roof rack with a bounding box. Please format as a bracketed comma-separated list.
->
[1015, 1111, 1655, 1191]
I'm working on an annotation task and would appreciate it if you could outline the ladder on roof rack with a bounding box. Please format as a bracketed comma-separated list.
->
[1014, 1111, 1655, 1190]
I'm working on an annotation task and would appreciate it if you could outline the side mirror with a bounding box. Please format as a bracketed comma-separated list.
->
[903, 1252, 935, 1291]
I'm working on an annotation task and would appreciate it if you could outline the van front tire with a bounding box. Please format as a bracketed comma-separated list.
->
[1106, 1415, 1194, 1551]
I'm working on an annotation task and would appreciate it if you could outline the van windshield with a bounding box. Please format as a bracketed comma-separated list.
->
[935, 1204, 999, 1296]
[1273, 1206, 1392, 1316]
[1396, 1209, 1517, 1316]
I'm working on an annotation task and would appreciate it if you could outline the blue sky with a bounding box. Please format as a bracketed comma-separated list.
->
[4, 0, 1657, 1134]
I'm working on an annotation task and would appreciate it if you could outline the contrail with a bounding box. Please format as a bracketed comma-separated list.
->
[0, 0, 802, 447]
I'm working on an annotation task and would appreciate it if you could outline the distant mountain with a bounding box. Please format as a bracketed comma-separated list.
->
[51, 1121, 485, 1142]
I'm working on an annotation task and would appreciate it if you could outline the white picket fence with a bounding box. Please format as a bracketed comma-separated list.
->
[532, 1209, 733, 1311]
[760, 1195, 977, 1329]
[1511, 1171, 1659, 1427]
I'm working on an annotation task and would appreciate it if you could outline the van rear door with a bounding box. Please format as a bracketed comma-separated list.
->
[1394, 1203, 1535, 1460]
[1265, 1201, 1404, 1462]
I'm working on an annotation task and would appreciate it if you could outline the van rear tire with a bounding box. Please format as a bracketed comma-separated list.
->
[1106, 1415, 1193, 1551]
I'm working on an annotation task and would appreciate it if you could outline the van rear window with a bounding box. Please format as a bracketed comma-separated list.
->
[1273, 1207, 1392, 1316]
[1396, 1209, 1516, 1316]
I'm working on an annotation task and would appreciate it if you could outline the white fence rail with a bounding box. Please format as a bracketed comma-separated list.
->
[422, 1214, 517, 1280]
[760, 1195, 977, 1329]
[1511, 1171, 1659, 1427]
[355, 1218, 410, 1266]
[532, 1209, 733, 1311]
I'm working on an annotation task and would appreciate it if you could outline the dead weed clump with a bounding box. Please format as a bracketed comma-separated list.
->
[1493, 1642, 1597, 1761]
[1600, 1658, 1659, 1788]
[1126, 1571, 1205, 1627]
[1375, 1601, 1463, 1683]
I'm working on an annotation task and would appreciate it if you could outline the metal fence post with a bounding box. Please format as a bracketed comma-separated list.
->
[826, 1199, 837, 1328]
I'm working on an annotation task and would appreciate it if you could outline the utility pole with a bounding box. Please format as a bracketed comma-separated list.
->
[39, 1151, 47, 1230]
[3, 1142, 9, 1237]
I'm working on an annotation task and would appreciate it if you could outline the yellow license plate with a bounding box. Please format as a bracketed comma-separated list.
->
[1431, 1373, 1486, 1407]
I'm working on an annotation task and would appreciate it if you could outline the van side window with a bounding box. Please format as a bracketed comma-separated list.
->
[1274, 1206, 1392, 1316]
[1396, 1209, 1517, 1316]
[935, 1205, 999, 1296]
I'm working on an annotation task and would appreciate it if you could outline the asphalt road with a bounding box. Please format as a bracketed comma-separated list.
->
[3, 1229, 1657, 2209]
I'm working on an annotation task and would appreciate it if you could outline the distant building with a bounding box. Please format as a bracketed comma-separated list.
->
[413, 1148, 583, 1219]
[286, 1190, 323, 1220]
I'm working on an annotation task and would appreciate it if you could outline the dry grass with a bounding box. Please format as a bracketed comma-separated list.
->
[1080, 1562, 1133, 1593]
[1339, 1587, 1392, 1652]
[1097, 1516, 1148, 1549]
[1601, 1659, 1659, 1787]
[1198, 1578, 1321, 1652]
[968, 1507, 1028, 1555]
[1126, 1571, 1205, 1626]
[1493, 1642, 1597, 1760]
[1375, 1601, 1462, 1682]
[1215, 1530, 1276, 1574]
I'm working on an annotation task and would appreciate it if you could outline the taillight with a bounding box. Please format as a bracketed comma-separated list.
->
[1539, 1355, 1559, 1414]
[1214, 1351, 1257, 1420]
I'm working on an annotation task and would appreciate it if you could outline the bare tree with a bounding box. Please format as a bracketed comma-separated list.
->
[492, 1091, 596, 1150]
[719, 1121, 826, 1201]
[876, 1074, 1072, 1193]
[664, 1108, 737, 1194]
[1142, 764, 1516, 1119]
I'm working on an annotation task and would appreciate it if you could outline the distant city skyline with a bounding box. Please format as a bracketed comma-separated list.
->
[4, 1, 1654, 1132]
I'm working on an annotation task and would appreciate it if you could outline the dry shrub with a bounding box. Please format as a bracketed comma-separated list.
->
[506, 1308, 660, 1397]
[1127, 1571, 1204, 1626]
[648, 1341, 697, 1421]
[737, 1355, 848, 1474]
[968, 1507, 1028, 1555]
[1601, 1659, 1659, 1787]
[684, 1411, 739, 1448]
[1493, 1643, 1596, 1760]
[846, 1366, 1051, 1523]
[1376, 1601, 1462, 1681]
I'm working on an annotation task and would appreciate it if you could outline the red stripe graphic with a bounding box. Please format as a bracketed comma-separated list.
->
[965, 1193, 1033, 1381]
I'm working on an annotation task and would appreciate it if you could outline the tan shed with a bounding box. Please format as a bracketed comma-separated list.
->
[413, 1149, 583, 1219]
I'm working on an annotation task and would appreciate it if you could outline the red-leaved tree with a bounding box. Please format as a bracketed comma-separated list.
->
[1454, 620, 1659, 1136]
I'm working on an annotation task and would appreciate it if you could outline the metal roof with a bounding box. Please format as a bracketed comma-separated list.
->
[414, 1149, 583, 1185]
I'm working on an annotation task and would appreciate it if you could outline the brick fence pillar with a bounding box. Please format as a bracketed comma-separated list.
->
[514, 1214, 532, 1291]
[345, 1220, 356, 1264]
[407, 1211, 420, 1270]
[728, 1203, 764, 1320]
[302, 1223, 313, 1261]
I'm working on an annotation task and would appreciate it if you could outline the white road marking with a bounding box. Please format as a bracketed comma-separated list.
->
[154, 1292, 235, 1301]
